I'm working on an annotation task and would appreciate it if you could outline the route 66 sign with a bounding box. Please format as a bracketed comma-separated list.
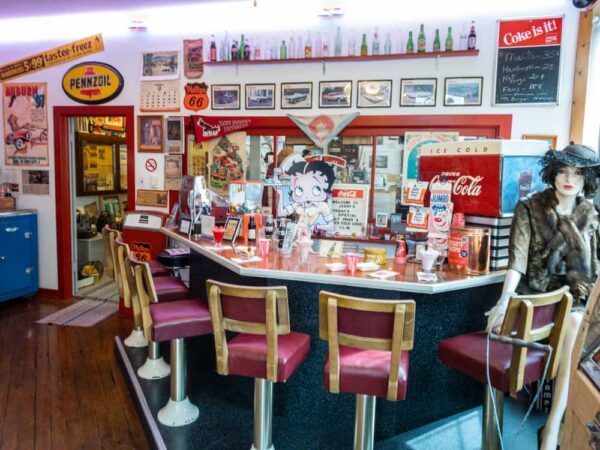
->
[183, 82, 209, 111]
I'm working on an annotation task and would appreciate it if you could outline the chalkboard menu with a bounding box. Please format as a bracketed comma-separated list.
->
[494, 17, 563, 105]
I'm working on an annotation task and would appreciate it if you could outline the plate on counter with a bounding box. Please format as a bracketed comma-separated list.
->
[324, 262, 346, 272]
[357, 262, 379, 272]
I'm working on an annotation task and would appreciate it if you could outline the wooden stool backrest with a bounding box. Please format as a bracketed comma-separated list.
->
[206, 279, 289, 382]
[130, 257, 159, 341]
[318, 291, 415, 401]
[500, 285, 572, 395]
[102, 225, 122, 296]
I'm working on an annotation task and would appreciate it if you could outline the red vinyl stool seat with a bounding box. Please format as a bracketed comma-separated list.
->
[206, 279, 310, 450]
[318, 291, 416, 450]
[153, 276, 189, 302]
[438, 286, 573, 450]
[148, 259, 171, 277]
[150, 300, 212, 342]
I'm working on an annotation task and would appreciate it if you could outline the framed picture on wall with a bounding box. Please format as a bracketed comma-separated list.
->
[245, 83, 275, 110]
[319, 80, 352, 108]
[281, 82, 312, 109]
[522, 134, 558, 150]
[137, 116, 163, 152]
[165, 116, 184, 154]
[400, 78, 437, 107]
[444, 77, 483, 106]
[211, 84, 241, 110]
[357, 80, 392, 108]
[140, 50, 180, 80]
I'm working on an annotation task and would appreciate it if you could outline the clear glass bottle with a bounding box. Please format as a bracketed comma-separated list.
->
[289, 35, 296, 59]
[372, 27, 380, 55]
[254, 38, 262, 60]
[305, 31, 312, 58]
[468, 21, 477, 50]
[315, 32, 322, 57]
[360, 33, 368, 56]
[406, 31, 414, 53]
[322, 33, 330, 57]
[223, 31, 230, 61]
[417, 24, 426, 53]
[348, 30, 356, 56]
[433, 29, 441, 52]
[396, 30, 404, 54]
[334, 26, 342, 56]
[459, 23, 468, 50]
[384, 33, 392, 54]
[297, 33, 303, 59]
[270, 38, 278, 60]
[445, 26, 453, 52]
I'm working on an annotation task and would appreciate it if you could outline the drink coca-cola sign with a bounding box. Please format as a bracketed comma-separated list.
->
[420, 140, 547, 216]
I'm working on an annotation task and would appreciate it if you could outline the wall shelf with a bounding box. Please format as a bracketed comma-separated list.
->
[204, 49, 479, 66]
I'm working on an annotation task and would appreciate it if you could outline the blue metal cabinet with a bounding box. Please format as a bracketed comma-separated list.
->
[0, 210, 38, 302]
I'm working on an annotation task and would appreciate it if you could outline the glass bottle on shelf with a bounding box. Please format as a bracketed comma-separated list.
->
[280, 40, 287, 59]
[322, 33, 330, 57]
[254, 38, 262, 60]
[433, 29, 441, 52]
[467, 21, 477, 50]
[289, 36, 296, 58]
[297, 33, 303, 59]
[396, 30, 404, 54]
[238, 34, 245, 60]
[445, 26, 453, 51]
[417, 24, 426, 53]
[224, 31, 230, 61]
[305, 31, 312, 58]
[248, 216, 257, 243]
[348, 30, 356, 56]
[406, 31, 414, 53]
[459, 23, 468, 50]
[244, 39, 251, 60]
[334, 26, 342, 56]
[231, 40, 238, 60]
[360, 33, 368, 56]
[210, 35, 217, 62]
[372, 27, 380, 55]
[264, 215, 275, 238]
[384, 33, 392, 54]
[315, 32, 322, 57]
[277, 218, 286, 248]
[219, 38, 226, 61]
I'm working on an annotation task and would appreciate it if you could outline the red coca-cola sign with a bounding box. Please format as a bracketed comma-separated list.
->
[420, 155, 501, 216]
[332, 188, 364, 199]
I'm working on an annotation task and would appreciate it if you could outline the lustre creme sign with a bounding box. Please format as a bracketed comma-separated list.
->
[62, 62, 123, 105]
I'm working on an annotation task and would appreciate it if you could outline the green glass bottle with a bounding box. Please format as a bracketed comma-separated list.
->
[280, 40, 287, 59]
[417, 24, 426, 53]
[445, 26, 453, 52]
[238, 34, 245, 60]
[360, 33, 368, 56]
[433, 29, 441, 52]
[406, 31, 414, 53]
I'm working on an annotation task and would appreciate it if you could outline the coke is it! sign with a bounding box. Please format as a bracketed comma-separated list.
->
[498, 17, 562, 49]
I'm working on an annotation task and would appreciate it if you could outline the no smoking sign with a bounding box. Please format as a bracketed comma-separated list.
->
[145, 158, 158, 172]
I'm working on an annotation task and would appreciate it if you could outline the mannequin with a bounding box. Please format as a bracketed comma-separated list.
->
[485, 143, 600, 450]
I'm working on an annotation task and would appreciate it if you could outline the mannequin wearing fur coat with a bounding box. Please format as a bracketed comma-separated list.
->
[486, 143, 600, 450]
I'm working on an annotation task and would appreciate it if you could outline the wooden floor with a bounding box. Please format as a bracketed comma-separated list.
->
[0, 294, 148, 450]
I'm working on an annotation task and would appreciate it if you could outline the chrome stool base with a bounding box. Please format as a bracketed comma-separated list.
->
[137, 341, 170, 380]
[252, 378, 274, 450]
[158, 397, 199, 427]
[482, 387, 504, 450]
[124, 328, 148, 348]
[354, 394, 376, 450]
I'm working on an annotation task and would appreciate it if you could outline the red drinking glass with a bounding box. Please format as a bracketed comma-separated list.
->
[213, 226, 225, 247]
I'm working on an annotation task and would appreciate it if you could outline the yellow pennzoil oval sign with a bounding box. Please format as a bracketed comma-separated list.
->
[62, 62, 123, 105]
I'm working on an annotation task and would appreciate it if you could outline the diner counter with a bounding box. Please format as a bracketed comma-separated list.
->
[162, 227, 506, 294]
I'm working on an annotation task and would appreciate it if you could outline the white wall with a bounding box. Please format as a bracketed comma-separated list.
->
[0, 3, 581, 290]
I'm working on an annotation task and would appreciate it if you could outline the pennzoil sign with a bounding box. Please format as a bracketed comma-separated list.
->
[62, 62, 124, 105]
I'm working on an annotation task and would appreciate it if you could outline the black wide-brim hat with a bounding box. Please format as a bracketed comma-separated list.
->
[541, 143, 600, 168]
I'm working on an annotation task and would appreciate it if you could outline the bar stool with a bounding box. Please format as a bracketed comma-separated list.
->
[133, 259, 212, 427]
[206, 279, 310, 450]
[157, 248, 190, 279]
[116, 237, 190, 349]
[318, 291, 416, 450]
[101, 225, 119, 290]
[438, 286, 572, 450]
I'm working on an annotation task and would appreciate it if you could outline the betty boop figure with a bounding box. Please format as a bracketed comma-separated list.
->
[279, 155, 335, 232]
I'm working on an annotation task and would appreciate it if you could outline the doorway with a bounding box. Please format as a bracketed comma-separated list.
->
[53, 106, 135, 299]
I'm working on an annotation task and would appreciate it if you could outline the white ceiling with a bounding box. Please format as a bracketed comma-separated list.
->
[0, 0, 236, 19]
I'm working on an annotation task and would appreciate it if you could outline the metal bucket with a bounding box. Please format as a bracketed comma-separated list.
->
[448, 227, 491, 275]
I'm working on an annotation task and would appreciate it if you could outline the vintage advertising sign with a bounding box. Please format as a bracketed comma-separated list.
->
[183, 83, 209, 112]
[183, 39, 204, 79]
[207, 132, 246, 195]
[0, 34, 104, 82]
[192, 115, 257, 142]
[331, 184, 369, 237]
[62, 62, 123, 104]
[494, 17, 563, 105]
[419, 140, 547, 216]
[3, 82, 49, 166]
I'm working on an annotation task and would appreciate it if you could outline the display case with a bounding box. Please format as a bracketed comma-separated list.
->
[0, 210, 38, 302]
[228, 180, 263, 213]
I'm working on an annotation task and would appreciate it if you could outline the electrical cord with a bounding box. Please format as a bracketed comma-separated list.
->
[485, 332, 553, 449]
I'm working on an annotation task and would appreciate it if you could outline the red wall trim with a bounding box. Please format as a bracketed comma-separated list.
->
[53, 106, 135, 299]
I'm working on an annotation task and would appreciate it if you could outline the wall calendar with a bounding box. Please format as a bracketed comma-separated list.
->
[140, 80, 180, 112]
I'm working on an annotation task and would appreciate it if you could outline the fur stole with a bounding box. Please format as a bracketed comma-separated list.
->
[527, 188, 598, 298]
